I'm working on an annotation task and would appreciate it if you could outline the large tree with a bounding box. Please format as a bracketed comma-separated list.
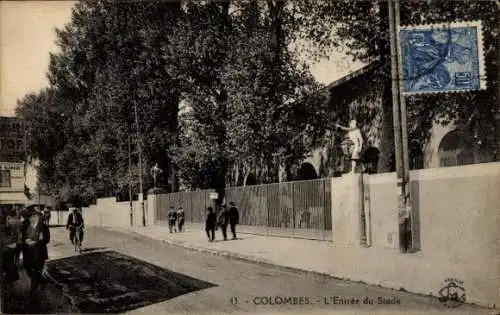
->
[224, 0, 326, 183]
[165, 1, 233, 202]
[17, 0, 183, 203]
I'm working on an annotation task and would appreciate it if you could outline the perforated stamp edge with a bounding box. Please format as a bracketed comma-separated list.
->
[397, 20, 486, 96]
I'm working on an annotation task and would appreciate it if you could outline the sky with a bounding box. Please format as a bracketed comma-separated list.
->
[0, 1, 364, 118]
[0, 1, 76, 117]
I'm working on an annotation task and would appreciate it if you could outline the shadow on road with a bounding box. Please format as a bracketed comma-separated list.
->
[45, 250, 217, 313]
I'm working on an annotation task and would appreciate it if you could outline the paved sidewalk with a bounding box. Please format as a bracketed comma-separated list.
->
[107, 223, 337, 277]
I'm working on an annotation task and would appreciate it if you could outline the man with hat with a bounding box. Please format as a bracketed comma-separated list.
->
[229, 201, 240, 240]
[176, 205, 185, 233]
[20, 206, 50, 300]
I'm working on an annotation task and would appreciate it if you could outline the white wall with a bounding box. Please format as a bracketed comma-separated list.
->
[80, 198, 144, 228]
[331, 162, 500, 308]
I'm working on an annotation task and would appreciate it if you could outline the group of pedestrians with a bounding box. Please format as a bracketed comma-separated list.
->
[2, 206, 51, 304]
[205, 202, 239, 242]
[167, 205, 185, 233]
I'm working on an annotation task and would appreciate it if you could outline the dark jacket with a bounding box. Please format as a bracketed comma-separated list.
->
[177, 209, 185, 221]
[206, 211, 217, 228]
[66, 212, 84, 228]
[218, 208, 230, 226]
[229, 206, 239, 225]
[21, 219, 50, 263]
[167, 210, 177, 221]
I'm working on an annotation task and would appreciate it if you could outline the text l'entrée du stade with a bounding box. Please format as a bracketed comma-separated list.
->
[229, 296, 401, 306]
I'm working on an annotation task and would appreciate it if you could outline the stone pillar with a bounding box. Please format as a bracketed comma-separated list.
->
[331, 174, 363, 245]
[146, 188, 165, 226]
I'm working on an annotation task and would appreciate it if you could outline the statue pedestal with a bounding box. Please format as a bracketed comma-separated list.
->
[146, 188, 166, 226]
[331, 174, 364, 246]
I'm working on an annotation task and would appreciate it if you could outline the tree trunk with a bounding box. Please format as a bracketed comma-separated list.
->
[377, 80, 395, 173]
[375, 1, 395, 173]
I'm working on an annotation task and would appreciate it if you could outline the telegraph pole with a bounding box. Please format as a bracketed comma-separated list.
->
[388, 0, 411, 252]
[133, 99, 145, 227]
[395, 0, 412, 250]
[128, 136, 133, 227]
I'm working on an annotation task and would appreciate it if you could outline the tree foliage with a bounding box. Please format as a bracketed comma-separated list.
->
[15, 0, 499, 204]
[17, 0, 183, 203]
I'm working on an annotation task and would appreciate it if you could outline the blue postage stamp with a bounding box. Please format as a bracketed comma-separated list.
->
[399, 21, 486, 95]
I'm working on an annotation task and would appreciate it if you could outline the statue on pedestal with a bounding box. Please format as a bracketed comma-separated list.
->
[150, 163, 163, 189]
[336, 120, 365, 174]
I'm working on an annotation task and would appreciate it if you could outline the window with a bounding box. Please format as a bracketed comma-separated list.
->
[0, 170, 11, 187]
[438, 130, 475, 167]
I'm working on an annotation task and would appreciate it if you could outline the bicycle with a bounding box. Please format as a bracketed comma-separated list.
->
[73, 225, 83, 254]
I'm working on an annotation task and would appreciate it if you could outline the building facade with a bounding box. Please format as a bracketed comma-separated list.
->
[0, 117, 53, 215]
[0, 117, 28, 213]
[300, 63, 498, 179]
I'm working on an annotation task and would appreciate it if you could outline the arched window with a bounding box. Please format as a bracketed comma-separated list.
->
[438, 130, 475, 167]
[245, 173, 257, 186]
[295, 163, 318, 181]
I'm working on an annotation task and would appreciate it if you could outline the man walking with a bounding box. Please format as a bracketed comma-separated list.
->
[218, 205, 230, 241]
[205, 207, 216, 242]
[229, 202, 239, 240]
[167, 206, 177, 233]
[21, 208, 50, 301]
[177, 205, 185, 232]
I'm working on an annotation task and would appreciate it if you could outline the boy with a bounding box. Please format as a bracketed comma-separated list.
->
[205, 207, 216, 242]
[218, 205, 230, 241]
[167, 206, 177, 233]
[177, 206, 185, 232]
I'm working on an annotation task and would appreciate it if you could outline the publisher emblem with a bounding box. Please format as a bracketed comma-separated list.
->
[438, 278, 466, 308]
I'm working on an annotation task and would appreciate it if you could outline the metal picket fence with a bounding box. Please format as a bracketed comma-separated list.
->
[225, 178, 332, 241]
[156, 190, 215, 225]
[154, 178, 332, 241]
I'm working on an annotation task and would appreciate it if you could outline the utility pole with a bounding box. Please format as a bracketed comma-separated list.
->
[388, 0, 411, 252]
[128, 136, 133, 227]
[394, 0, 412, 247]
[133, 99, 146, 227]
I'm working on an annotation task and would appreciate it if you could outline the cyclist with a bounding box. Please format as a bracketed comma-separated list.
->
[66, 207, 84, 247]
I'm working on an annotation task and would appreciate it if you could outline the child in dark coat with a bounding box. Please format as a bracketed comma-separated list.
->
[218, 205, 230, 241]
[167, 206, 177, 233]
[205, 207, 216, 242]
